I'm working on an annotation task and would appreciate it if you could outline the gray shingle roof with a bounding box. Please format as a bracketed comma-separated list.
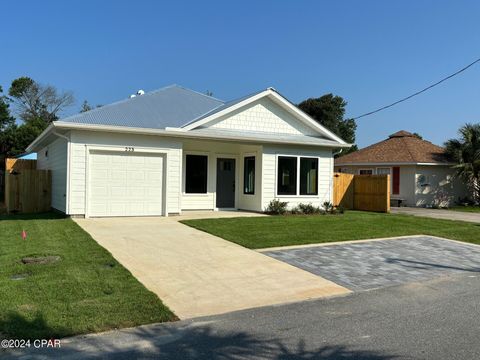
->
[60, 85, 224, 129]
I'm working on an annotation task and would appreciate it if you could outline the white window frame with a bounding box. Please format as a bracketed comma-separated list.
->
[375, 167, 392, 175]
[358, 168, 374, 175]
[275, 154, 320, 198]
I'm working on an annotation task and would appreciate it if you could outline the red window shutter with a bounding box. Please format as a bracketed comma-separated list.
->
[392, 167, 400, 195]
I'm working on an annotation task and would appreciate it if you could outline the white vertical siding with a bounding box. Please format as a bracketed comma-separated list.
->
[262, 145, 334, 210]
[37, 137, 68, 212]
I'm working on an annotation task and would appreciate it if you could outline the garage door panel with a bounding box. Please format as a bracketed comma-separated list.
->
[89, 151, 164, 217]
[92, 154, 109, 164]
[147, 171, 163, 181]
[128, 172, 145, 181]
[111, 170, 127, 179]
[111, 186, 127, 197]
[148, 188, 162, 197]
[91, 169, 108, 180]
[147, 203, 163, 213]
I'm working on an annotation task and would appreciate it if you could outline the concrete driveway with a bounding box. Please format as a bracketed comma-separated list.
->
[74, 212, 349, 319]
[392, 206, 480, 223]
[262, 236, 480, 291]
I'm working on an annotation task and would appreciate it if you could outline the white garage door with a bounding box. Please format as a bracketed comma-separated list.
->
[89, 151, 164, 217]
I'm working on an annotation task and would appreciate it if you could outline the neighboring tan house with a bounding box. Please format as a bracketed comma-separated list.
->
[334, 130, 467, 207]
[26, 85, 350, 217]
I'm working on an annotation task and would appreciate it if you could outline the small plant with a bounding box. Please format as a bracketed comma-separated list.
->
[265, 199, 289, 215]
[297, 203, 321, 215]
[322, 201, 334, 214]
[336, 205, 346, 214]
[290, 206, 302, 215]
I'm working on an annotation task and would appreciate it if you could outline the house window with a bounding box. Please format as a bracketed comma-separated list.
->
[277, 156, 297, 195]
[243, 156, 255, 195]
[300, 157, 318, 195]
[376, 168, 391, 176]
[359, 169, 373, 175]
[185, 155, 208, 193]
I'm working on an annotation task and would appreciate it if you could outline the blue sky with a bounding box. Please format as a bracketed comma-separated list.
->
[1, 0, 479, 147]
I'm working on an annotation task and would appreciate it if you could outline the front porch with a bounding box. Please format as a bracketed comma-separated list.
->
[180, 138, 263, 213]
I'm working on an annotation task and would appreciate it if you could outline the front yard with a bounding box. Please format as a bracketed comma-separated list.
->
[0, 213, 176, 339]
[448, 206, 480, 213]
[182, 211, 480, 249]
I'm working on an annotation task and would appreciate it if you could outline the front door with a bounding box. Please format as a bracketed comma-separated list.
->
[216, 158, 235, 208]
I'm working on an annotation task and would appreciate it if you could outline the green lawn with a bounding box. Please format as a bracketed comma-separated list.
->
[181, 211, 480, 249]
[448, 206, 480, 213]
[0, 213, 176, 339]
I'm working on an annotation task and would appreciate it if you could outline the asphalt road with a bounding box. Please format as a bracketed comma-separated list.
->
[5, 273, 480, 359]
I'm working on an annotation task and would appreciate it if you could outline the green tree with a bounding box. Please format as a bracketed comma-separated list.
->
[413, 132, 423, 139]
[0, 86, 16, 156]
[1, 77, 75, 156]
[9, 76, 74, 124]
[80, 100, 92, 113]
[80, 100, 102, 113]
[298, 94, 357, 153]
[0, 86, 14, 133]
[445, 123, 480, 203]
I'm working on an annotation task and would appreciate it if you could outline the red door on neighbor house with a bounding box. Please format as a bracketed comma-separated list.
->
[392, 167, 400, 195]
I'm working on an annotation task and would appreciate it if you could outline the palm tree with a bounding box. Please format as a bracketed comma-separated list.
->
[445, 123, 480, 204]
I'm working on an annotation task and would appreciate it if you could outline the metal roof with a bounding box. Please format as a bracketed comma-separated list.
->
[60, 85, 224, 129]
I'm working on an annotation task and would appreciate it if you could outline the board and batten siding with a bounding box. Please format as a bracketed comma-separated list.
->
[262, 145, 334, 210]
[37, 137, 68, 212]
[68, 130, 182, 216]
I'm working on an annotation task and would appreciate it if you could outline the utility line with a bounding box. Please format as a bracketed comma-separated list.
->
[352, 56, 480, 120]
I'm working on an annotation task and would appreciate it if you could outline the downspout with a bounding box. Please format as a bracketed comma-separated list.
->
[52, 131, 71, 215]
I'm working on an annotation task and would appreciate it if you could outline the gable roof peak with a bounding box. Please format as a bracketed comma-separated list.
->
[389, 130, 415, 138]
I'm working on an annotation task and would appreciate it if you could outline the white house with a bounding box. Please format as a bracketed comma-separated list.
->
[27, 85, 350, 217]
[335, 130, 468, 207]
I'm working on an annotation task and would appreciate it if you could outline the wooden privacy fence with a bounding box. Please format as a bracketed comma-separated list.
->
[4, 159, 52, 214]
[333, 173, 390, 213]
[6, 158, 38, 172]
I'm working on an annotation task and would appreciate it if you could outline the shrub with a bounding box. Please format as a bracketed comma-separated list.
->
[322, 201, 334, 213]
[265, 199, 289, 215]
[297, 203, 321, 215]
[336, 205, 346, 214]
[290, 206, 302, 215]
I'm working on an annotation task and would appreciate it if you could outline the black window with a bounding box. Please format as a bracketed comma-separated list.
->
[243, 156, 255, 194]
[300, 158, 318, 195]
[185, 155, 208, 193]
[277, 156, 297, 195]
